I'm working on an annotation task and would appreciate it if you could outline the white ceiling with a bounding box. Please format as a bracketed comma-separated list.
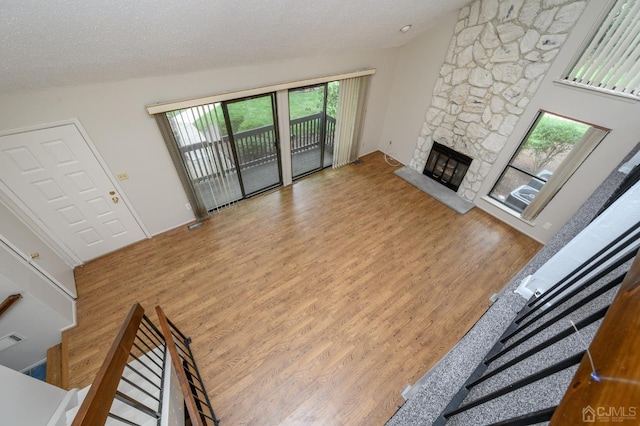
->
[0, 0, 471, 95]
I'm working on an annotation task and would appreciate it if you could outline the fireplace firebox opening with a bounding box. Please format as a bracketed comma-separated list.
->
[423, 142, 473, 192]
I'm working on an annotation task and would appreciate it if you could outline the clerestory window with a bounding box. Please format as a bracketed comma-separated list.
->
[561, 0, 640, 99]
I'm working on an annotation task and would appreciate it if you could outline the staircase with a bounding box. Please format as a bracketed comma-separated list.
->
[436, 233, 639, 424]
[48, 350, 166, 426]
[45, 304, 219, 426]
[389, 218, 640, 425]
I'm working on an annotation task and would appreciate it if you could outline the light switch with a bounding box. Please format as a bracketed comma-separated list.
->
[116, 172, 129, 181]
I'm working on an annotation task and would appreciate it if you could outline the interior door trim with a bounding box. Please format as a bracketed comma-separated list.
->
[0, 171, 82, 267]
[0, 118, 151, 267]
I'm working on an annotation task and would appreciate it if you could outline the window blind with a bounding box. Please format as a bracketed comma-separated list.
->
[333, 77, 360, 168]
[521, 126, 608, 221]
[156, 104, 243, 220]
[564, 0, 640, 98]
[146, 69, 375, 115]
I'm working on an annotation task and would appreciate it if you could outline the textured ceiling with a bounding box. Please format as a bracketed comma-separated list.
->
[0, 0, 471, 94]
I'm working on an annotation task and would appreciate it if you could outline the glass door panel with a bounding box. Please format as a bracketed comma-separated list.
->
[166, 104, 243, 211]
[289, 85, 327, 178]
[223, 94, 282, 196]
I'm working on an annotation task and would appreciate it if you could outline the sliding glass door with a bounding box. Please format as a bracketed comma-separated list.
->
[288, 83, 337, 179]
[163, 93, 282, 212]
[166, 104, 243, 211]
[159, 76, 368, 218]
[223, 94, 282, 196]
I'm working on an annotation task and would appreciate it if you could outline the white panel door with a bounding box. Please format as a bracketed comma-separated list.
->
[0, 124, 145, 261]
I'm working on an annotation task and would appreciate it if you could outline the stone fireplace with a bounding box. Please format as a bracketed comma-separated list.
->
[409, 0, 587, 201]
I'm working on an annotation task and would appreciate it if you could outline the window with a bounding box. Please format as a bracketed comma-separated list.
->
[288, 82, 337, 179]
[489, 111, 609, 220]
[562, 0, 640, 99]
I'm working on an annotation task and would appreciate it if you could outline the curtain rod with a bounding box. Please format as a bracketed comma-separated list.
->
[145, 68, 376, 115]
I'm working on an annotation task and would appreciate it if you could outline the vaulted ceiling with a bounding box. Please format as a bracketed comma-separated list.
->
[0, 0, 471, 94]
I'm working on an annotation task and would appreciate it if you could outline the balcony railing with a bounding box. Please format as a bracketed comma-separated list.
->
[180, 113, 336, 182]
[290, 112, 336, 155]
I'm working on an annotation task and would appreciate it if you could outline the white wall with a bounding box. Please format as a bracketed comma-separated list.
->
[0, 202, 76, 297]
[516, 179, 640, 299]
[378, 10, 459, 164]
[162, 353, 186, 426]
[0, 51, 397, 237]
[0, 244, 72, 370]
[473, 0, 640, 243]
[1, 2, 635, 249]
[0, 364, 67, 425]
[379, 0, 640, 244]
[0, 183, 75, 375]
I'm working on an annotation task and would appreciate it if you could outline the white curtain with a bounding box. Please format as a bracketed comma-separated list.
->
[521, 127, 609, 221]
[333, 77, 367, 168]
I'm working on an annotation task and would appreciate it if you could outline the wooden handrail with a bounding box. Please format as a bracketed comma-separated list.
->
[72, 303, 145, 426]
[0, 293, 22, 317]
[551, 255, 640, 424]
[155, 306, 205, 426]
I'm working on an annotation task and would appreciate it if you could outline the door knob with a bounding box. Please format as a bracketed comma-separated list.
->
[30, 252, 40, 259]
[109, 191, 116, 195]
[112, 196, 119, 203]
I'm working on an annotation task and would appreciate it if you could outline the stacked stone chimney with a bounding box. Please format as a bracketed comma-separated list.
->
[410, 0, 586, 201]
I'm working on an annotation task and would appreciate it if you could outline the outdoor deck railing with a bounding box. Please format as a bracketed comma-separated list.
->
[290, 112, 336, 154]
[180, 113, 335, 181]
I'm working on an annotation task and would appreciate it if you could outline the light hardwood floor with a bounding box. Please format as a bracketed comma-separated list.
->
[67, 151, 541, 425]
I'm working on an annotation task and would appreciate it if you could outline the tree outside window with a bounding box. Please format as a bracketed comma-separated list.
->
[490, 111, 607, 217]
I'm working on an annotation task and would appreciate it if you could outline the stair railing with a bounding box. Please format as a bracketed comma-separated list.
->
[0, 293, 21, 317]
[434, 219, 640, 425]
[551, 251, 640, 424]
[156, 306, 220, 426]
[72, 303, 167, 426]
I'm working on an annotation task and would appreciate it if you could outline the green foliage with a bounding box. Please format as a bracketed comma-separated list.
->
[289, 87, 324, 119]
[288, 82, 339, 119]
[166, 109, 182, 118]
[523, 114, 589, 172]
[228, 99, 270, 131]
[193, 106, 228, 134]
[326, 81, 339, 118]
[192, 81, 340, 134]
